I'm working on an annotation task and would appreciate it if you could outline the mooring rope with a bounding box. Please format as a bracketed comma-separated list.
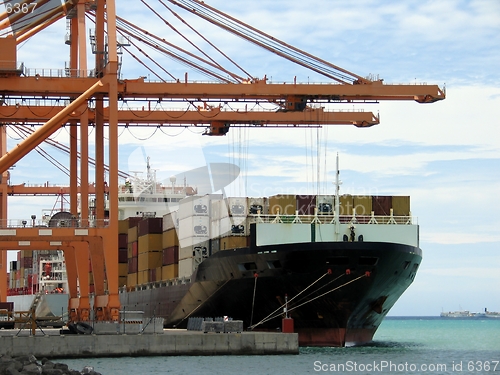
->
[249, 273, 258, 327]
[249, 272, 368, 329]
[248, 270, 331, 330]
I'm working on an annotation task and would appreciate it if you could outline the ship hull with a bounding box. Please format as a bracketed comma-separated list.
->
[121, 240, 421, 346]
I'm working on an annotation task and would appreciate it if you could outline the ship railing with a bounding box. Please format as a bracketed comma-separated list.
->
[248, 213, 415, 225]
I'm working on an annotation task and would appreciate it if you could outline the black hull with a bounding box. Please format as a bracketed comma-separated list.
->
[120, 241, 421, 346]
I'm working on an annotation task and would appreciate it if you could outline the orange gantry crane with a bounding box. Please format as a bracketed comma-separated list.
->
[0, 0, 444, 323]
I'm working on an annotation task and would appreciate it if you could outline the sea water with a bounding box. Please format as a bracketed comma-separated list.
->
[61, 317, 500, 375]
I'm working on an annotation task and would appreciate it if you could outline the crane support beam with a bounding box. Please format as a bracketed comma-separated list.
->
[1, 106, 379, 127]
[0, 77, 445, 103]
[0, 80, 104, 175]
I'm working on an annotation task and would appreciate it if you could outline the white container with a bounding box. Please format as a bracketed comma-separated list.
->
[179, 242, 210, 260]
[227, 197, 248, 216]
[178, 195, 211, 220]
[248, 197, 267, 215]
[178, 258, 195, 278]
[215, 217, 232, 238]
[178, 216, 210, 240]
[226, 216, 250, 236]
[162, 211, 179, 231]
[317, 195, 335, 215]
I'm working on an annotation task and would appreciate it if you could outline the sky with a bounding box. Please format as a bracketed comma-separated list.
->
[4, 0, 500, 316]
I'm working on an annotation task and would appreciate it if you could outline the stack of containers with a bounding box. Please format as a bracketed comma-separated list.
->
[218, 197, 250, 251]
[118, 219, 129, 288]
[162, 211, 179, 280]
[137, 217, 163, 284]
[177, 195, 215, 278]
[8, 261, 17, 289]
[126, 217, 141, 287]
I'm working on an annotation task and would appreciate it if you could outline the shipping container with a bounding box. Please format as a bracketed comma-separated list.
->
[178, 195, 211, 220]
[296, 195, 316, 215]
[162, 211, 179, 231]
[178, 258, 195, 278]
[128, 226, 138, 243]
[127, 273, 137, 287]
[119, 276, 127, 288]
[161, 264, 179, 280]
[227, 197, 248, 216]
[138, 217, 163, 236]
[127, 243, 133, 258]
[138, 233, 163, 254]
[138, 251, 162, 271]
[149, 268, 157, 283]
[392, 196, 411, 216]
[210, 216, 232, 238]
[317, 195, 335, 215]
[118, 220, 129, 234]
[127, 217, 143, 229]
[9, 261, 17, 271]
[339, 194, 353, 216]
[220, 236, 249, 250]
[22, 257, 33, 269]
[211, 238, 220, 254]
[137, 270, 149, 285]
[372, 196, 392, 216]
[128, 256, 138, 274]
[248, 197, 267, 214]
[132, 241, 138, 257]
[162, 229, 179, 248]
[210, 198, 227, 220]
[178, 216, 210, 240]
[119, 233, 128, 248]
[162, 246, 179, 266]
[118, 263, 128, 277]
[353, 195, 372, 216]
[119, 248, 128, 263]
[269, 194, 296, 215]
[179, 241, 209, 260]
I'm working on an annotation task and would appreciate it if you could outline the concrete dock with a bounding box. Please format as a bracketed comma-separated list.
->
[0, 329, 298, 358]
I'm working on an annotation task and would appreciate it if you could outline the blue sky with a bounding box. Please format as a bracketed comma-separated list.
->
[6, 0, 500, 315]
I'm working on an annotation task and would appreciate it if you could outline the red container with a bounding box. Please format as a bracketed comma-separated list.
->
[372, 196, 392, 215]
[128, 256, 138, 273]
[132, 241, 138, 257]
[127, 217, 143, 229]
[296, 195, 316, 215]
[118, 233, 128, 248]
[22, 257, 33, 269]
[138, 217, 163, 236]
[149, 268, 156, 282]
[118, 248, 128, 263]
[162, 246, 179, 266]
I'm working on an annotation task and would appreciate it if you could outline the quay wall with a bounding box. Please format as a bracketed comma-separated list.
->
[0, 331, 299, 358]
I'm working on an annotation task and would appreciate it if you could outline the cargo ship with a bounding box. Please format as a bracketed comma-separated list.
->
[118, 159, 422, 347]
[8, 159, 422, 346]
[440, 308, 500, 319]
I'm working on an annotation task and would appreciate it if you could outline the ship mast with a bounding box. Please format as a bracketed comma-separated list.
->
[334, 153, 341, 241]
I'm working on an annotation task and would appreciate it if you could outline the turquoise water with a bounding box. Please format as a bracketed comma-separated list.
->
[61, 318, 500, 374]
